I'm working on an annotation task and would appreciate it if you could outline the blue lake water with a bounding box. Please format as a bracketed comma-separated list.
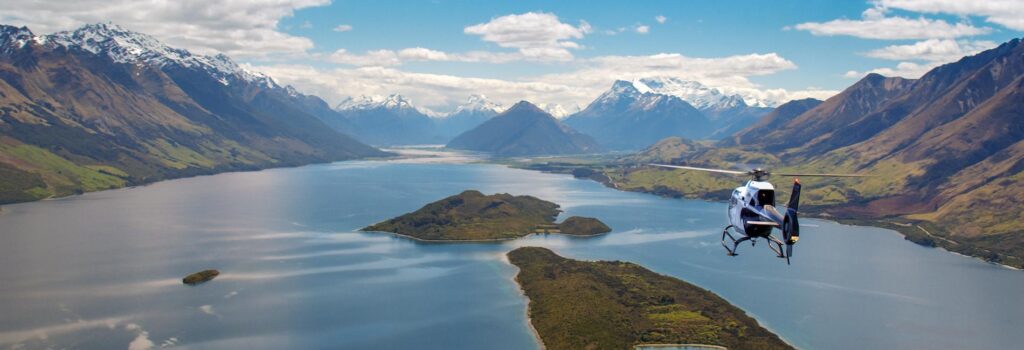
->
[0, 150, 1022, 349]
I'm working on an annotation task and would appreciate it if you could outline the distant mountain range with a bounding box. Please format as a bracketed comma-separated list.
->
[565, 78, 772, 150]
[447, 101, 601, 156]
[317, 94, 503, 146]
[0, 23, 386, 204]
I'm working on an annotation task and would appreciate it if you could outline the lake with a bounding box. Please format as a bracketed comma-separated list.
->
[0, 149, 1021, 349]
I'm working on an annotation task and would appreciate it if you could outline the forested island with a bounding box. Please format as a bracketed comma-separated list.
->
[508, 247, 792, 350]
[362, 190, 611, 241]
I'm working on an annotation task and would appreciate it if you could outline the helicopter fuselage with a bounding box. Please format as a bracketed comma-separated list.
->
[727, 180, 777, 238]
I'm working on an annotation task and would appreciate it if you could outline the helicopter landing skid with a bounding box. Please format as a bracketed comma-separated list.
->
[721, 225, 749, 256]
[722, 225, 788, 261]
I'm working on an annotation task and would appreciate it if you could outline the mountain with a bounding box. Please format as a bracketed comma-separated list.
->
[722, 98, 822, 146]
[565, 78, 771, 150]
[447, 101, 601, 156]
[322, 94, 444, 146]
[539, 103, 580, 118]
[719, 37, 1024, 265]
[435, 95, 502, 139]
[631, 77, 773, 108]
[0, 23, 385, 204]
[566, 80, 712, 150]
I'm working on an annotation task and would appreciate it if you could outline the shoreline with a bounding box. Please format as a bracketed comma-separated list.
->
[0, 153, 399, 207]
[508, 163, 1024, 270]
[501, 255, 547, 350]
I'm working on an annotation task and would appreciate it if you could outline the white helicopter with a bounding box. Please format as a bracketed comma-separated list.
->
[651, 164, 870, 264]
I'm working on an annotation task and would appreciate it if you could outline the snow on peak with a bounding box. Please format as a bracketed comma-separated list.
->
[630, 77, 774, 108]
[335, 94, 416, 111]
[540, 103, 580, 118]
[44, 23, 276, 88]
[453, 94, 503, 114]
[0, 25, 37, 53]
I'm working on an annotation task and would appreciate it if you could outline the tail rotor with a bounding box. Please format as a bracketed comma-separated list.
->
[782, 178, 801, 264]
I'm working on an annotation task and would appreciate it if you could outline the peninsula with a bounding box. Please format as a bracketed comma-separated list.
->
[362, 190, 611, 241]
[508, 247, 792, 350]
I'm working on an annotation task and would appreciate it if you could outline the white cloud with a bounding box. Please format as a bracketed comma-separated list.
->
[844, 61, 935, 79]
[877, 0, 1024, 30]
[0, 0, 329, 58]
[863, 39, 996, 62]
[655, 15, 667, 24]
[125, 323, 154, 350]
[329, 49, 401, 66]
[635, 25, 650, 34]
[327, 47, 530, 66]
[794, 5, 990, 40]
[333, 24, 353, 32]
[851, 38, 997, 79]
[463, 12, 591, 61]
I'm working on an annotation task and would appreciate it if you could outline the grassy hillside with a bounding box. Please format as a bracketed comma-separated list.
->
[508, 247, 792, 350]
[0, 24, 386, 204]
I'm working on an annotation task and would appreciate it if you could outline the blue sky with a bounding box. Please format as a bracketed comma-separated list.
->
[3, 0, 1023, 114]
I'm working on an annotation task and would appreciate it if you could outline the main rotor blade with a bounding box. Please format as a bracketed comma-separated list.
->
[650, 164, 747, 175]
[775, 173, 873, 177]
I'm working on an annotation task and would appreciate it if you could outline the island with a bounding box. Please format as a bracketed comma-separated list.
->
[182, 269, 220, 285]
[508, 247, 793, 350]
[362, 190, 611, 241]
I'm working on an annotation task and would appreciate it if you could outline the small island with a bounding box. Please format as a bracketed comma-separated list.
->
[182, 269, 220, 285]
[362, 190, 611, 241]
[508, 247, 792, 350]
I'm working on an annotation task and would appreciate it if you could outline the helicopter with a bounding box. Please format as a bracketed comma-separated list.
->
[651, 164, 870, 264]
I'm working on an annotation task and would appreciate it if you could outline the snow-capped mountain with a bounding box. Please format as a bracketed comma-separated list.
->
[539, 103, 581, 118]
[630, 77, 773, 109]
[434, 95, 503, 139]
[334, 94, 418, 111]
[43, 23, 276, 88]
[452, 94, 504, 115]
[566, 80, 712, 150]
[0, 22, 385, 202]
[0, 25, 39, 55]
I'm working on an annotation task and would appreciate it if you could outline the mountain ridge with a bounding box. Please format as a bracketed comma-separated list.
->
[0, 23, 386, 204]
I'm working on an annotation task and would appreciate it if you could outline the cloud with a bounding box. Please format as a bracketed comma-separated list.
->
[635, 25, 650, 34]
[656, 15, 667, 24]
[844, 61, 935, 79]
[333, 24, 353, 32]
[794, 6, 990, 39]
[329, 49, 401, 66]
[326, 47, 530, 66]
[125, 323, 153, 350]
[851, 39, 996, 79]
[0, 0, 329, 58]
[863, 39, 996, 62]
[877, 0, 1024, 30]
[464, 12, 591, 61]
